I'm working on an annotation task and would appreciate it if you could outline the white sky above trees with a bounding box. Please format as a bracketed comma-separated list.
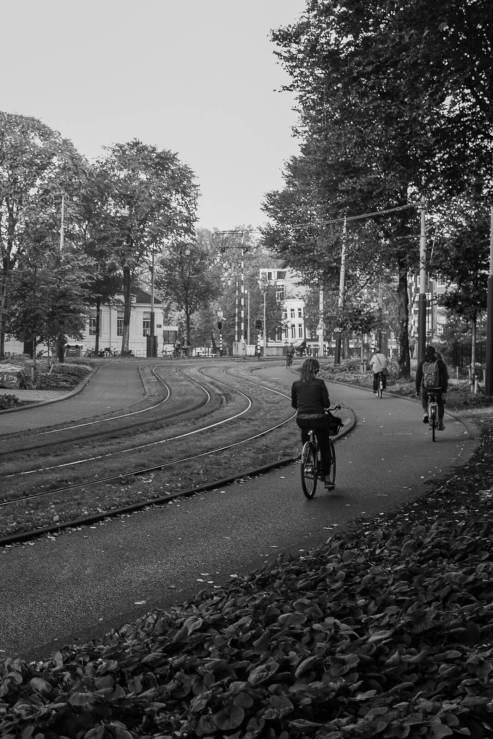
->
[1, 0, 305, 230]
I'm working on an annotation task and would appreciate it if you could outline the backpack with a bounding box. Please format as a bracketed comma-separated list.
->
[422, 359, 440, 389]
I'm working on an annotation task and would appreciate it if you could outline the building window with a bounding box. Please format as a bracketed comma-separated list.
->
[163, 330, 178, 344]
[276, 287, 285, 301]
[89, 317, 97, 336]
[290, 308, 295, 318]
[291, 325, 296, 339]
[298, 308, 303, 318]
[142, 312, 151, 337]
[298, 324, 304, 338]
[277, 271, 286, 280]
[282, 310, 287, 320]
[117, 315, 124, 337]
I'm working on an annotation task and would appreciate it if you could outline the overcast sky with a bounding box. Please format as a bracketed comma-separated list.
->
[1, 0, 306, 231]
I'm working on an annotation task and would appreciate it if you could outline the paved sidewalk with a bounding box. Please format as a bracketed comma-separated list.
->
[0, 362, 147, 433]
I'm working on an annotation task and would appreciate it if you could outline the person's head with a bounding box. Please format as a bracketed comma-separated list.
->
[300, 357, 320, 382]
[424, 344, 436, 361]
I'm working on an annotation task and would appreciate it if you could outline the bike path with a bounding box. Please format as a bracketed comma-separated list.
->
[0, 374, 478, 660]
[0, 361, 149, 434]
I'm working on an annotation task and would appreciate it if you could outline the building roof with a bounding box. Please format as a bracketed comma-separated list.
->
[132, 287, 162, 305]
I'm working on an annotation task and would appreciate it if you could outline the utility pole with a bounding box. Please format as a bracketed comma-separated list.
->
[149, 248, 156, 357]
[318, 286, 324, 358]
[486, 206, 493, 394]
[417, 198, 427, 366]
[334, 216, 347, 364]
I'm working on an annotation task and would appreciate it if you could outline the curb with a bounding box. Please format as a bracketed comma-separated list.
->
[0, 365, 99, 414]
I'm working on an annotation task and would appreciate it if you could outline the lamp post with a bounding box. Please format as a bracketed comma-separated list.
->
[417, 198, 427, 366]
[149, 248, 156, 357]
[486, 206, 493, 394]
[334, 216, 347, 364]
[259, 275, 268, 355]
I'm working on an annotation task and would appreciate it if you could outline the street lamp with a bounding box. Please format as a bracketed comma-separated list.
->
[259, 275, 268, 355]
[149, 248, 156, 357]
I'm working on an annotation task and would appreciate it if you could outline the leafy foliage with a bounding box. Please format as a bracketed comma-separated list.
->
[2, 416, 493, 736]
[262, 0, 493, 377]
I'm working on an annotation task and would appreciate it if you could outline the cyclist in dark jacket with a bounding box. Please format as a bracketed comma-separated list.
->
[416, 344, 449, 429]
[291, 357, 333, 486]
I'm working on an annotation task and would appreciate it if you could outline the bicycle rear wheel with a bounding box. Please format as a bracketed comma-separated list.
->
[301, 441, 318, 499]
[429, 403, 437, 442]
[325, 438, 336, 487]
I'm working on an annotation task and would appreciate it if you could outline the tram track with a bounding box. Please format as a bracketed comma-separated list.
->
[0, 365, 213, 456]
[0, 363, 302, 543]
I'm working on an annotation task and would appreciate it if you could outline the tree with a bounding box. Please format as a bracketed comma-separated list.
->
[157, 239, 220, 352]
[94, 140, 199, 354]
[431, 201, 490, 369]
[10, 247, 88, 363]
[0, 112, 85, 357]
[263, 0, 493, 376]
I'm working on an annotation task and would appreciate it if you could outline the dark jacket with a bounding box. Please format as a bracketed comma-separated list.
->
[415, 356, 449, 394]
[291, 378, 330, 415]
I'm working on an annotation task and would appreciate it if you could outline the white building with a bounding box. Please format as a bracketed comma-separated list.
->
[259, 267, 307, 345]
[4, 288, 179, 359]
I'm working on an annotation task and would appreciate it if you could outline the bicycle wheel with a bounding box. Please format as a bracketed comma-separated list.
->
[325, 438, 336, 487]
[429, 403, 437, 442]
[301, 441, 318, 499]
[377, 380, 383, 399]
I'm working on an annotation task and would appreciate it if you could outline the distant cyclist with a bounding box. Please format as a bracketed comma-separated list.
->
[285, 343, 295, 367]
[416, 345, 449, 430]
[291, 357, 333, 488]
[369, 345, 388, 394]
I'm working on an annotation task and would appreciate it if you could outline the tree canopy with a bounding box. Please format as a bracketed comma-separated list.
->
[262, 0, 492, 375]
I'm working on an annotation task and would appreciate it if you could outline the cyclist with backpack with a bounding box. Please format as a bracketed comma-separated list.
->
[415, 345, 449, 430]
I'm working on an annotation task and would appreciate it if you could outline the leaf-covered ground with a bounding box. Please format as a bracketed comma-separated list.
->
[1, 412, 493, 737]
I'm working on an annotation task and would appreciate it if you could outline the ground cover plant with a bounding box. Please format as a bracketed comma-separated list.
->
[1, 413, 493, 737]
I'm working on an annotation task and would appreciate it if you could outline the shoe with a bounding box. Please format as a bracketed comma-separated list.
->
[325, 481, 335, 490]
[423, 415, 429, 424]
[438, 423, 445, 431]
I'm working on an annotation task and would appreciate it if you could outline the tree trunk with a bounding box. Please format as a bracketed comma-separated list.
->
[95, 296, 101, 354]
[397, 256, 410, 378]
[185, 309, 191, 355]
[0, 267, 9, 359]
[56, 333, 65, 363]
[122, 266, 131, 354]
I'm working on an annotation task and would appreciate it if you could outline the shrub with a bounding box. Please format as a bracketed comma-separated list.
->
[0, 393, 21, 409]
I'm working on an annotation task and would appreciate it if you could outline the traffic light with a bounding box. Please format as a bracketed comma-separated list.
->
[255, 319, 262, 330]
[217, 321, 222, 330]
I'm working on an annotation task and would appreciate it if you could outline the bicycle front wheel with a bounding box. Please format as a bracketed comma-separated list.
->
[301, 442, 318, 499]
[326, 438, 336, 487]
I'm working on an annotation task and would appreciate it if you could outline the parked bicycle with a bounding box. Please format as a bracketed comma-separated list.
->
[300, 405, 343, 499]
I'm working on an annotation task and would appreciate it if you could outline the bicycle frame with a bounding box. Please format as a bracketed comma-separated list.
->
[426, 389, 440, 442]
[300, 406, 340, 498]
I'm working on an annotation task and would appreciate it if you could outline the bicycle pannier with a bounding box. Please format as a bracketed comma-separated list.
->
[327, 411, 343, 435]
[422, 360, 439, 389]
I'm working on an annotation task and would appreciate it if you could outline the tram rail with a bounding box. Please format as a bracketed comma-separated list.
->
[0, 362, 300, 543]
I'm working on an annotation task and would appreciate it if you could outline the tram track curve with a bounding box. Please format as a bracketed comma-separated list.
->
[0, 362, 327, 543]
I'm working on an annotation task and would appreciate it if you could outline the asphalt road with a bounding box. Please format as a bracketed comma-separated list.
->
[0, 362, 478, 660]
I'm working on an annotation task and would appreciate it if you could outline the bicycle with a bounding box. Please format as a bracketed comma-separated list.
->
[300, 406, 342, 499]
[375, 371, 385, 398]
[425, 387, 441, 442]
